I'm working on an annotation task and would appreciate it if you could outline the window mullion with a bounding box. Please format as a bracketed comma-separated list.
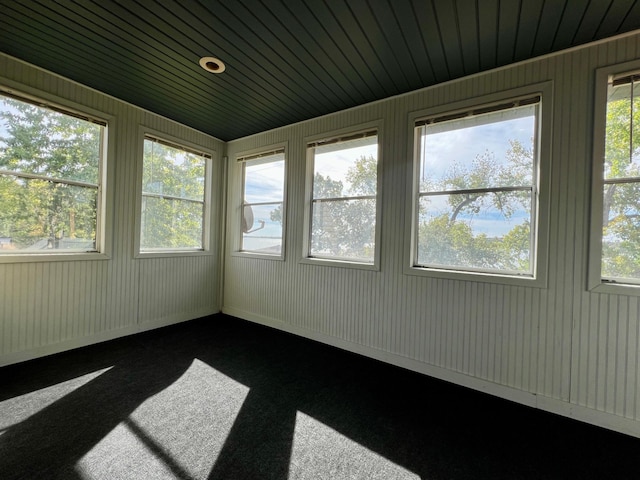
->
[0, 169, 99, 189]
[418, 186, 532, 197]
[313, 194, 377, 203]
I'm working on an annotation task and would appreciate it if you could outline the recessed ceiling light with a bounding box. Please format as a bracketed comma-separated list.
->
[199, 56, 226, 74]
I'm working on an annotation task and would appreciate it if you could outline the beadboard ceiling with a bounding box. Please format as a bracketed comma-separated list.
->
[1, 0, 639, 141]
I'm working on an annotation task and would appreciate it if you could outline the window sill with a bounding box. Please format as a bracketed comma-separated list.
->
[404, 264, 547, 288]
[231, 251, 285, 261]
[299, 256, 379, 271]
[135, 249, 211, 259]
[0, 252, 110, 264]
[589, 280, 640, 297]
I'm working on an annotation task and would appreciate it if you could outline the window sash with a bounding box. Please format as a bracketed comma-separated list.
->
[140, 196, 205, 251]
[309, 197, 376, 263]
[596, 70, 640, 283]
[239, 152, 285, 255]
[0, 93, 106, 255]
[306, 130, 379, 264]
[413, 99, 539, 276]
[0, 169, 99, 188]
[140, 136, 209, 252]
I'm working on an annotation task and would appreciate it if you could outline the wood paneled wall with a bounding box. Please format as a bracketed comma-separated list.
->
[224, 34, 640, 437]
[2, 32, 640, 438]
[0, 54, 224, 366]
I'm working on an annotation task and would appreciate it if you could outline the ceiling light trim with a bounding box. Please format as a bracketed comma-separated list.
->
[199, 56, 226, 74]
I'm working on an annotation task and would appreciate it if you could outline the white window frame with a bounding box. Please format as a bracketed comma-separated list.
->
[233, 144, 287, 261]
[589, 60, 640, 295]
[405, 83, 552, 287]
[135, 127, 213, 258]
[0, 82, 113, 264]
[301, 122, 382, 270]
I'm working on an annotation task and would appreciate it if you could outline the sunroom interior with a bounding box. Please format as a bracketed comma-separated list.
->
[2, 0, 640, 454]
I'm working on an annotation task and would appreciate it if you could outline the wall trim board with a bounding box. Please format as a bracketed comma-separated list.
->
[223, 306, 640, 439]
[0, 308, 219, 368]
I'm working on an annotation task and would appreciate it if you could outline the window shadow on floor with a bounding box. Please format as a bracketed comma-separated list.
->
[1, 314, 639, 480]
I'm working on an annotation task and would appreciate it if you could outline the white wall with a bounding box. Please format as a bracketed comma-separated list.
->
[224, 33, 640, 437]
[0, 54, 225, 366]
[2, 32, 639, 439]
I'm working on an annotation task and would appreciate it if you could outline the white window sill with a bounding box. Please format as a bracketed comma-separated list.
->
[299, 256, 379, 271]
[404, 264, 546, 288]
[0, 252, 110, 264]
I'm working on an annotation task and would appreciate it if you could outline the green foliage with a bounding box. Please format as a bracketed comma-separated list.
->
[601, 88, 640, 279]
[0, 97, 101, 251]
[140, 140, 206, 250]
[310, 159, 376, 261]
[418, 140, 534, 273]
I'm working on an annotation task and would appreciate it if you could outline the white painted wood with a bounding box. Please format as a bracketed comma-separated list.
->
[4, 32, 640, 439]
[224, 32, 640, 437]
[0, 53, 224, 365]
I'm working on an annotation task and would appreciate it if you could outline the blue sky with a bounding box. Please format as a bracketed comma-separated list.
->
[314, 141, 378, 195]
[419, 106, 537, 237]
[421, 106, 536, 184]
[243, 157, 285, 243]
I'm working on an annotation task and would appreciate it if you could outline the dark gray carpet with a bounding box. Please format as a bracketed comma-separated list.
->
[0, 314, 638, 479]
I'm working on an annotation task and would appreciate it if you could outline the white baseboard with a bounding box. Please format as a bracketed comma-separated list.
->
[223, 306, 640, 439]
[0, 308, 219, 368]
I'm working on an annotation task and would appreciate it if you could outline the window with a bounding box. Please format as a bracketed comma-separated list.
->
[140, 135, 210, 252]
[592, 70, 640, 286]
[239, 148, 285, 256]
[306, 130, 379, 264]
[0, 92, 106, 254]
[413, 96, 541, 277]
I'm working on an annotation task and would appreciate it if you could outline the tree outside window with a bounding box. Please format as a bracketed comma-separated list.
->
[307, 132, 379, 263]
[601, 74, 640, 282]
[0, 94, 104, 253]
[414, 98, 540, 276]
[140, 137, 209, 251]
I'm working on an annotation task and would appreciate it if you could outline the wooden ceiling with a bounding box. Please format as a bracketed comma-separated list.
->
[1, 0, 639, 141]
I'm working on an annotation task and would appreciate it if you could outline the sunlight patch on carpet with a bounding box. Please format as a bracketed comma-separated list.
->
[0, 367, 112, 434]
[289, 412, 420, 480]
[75, 359, 249, 480]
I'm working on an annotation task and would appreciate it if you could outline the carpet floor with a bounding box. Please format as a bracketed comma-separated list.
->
[0, 314, 638, 479]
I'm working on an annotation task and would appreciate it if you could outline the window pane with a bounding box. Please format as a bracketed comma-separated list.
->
[241, 152, 285, 255]
[141, 137, 208, 252]
[0, 97, 102, 184]
[418, 105, 536, 192]
[313, 136, 378, 198]
[140, 196, 203, 250]
[241, 203, 283, 254]
[0, 95, 104, 255]
[604, 81, 640, 180]
[0, 177, 97, 252]
[143, 139, 205, 201]
[310, 198, 376, 262]
[244, 157, 284, 204]
[417, 191, 532, 273]
[601, 182, 640, 280]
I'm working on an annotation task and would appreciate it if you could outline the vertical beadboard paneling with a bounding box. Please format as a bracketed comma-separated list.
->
[224, 32, 640, 434]
[138, 256, 219, 324]
[0, 53, 223, 364]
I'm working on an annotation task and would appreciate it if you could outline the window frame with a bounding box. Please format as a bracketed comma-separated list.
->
[301, 122, 382, 270]
[589, 60, 640, 295]
[405, 83, 552, 287]
[232, 143, 287, 261]
[0, 82, 113, 264]
[135, 127, 213, 258]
